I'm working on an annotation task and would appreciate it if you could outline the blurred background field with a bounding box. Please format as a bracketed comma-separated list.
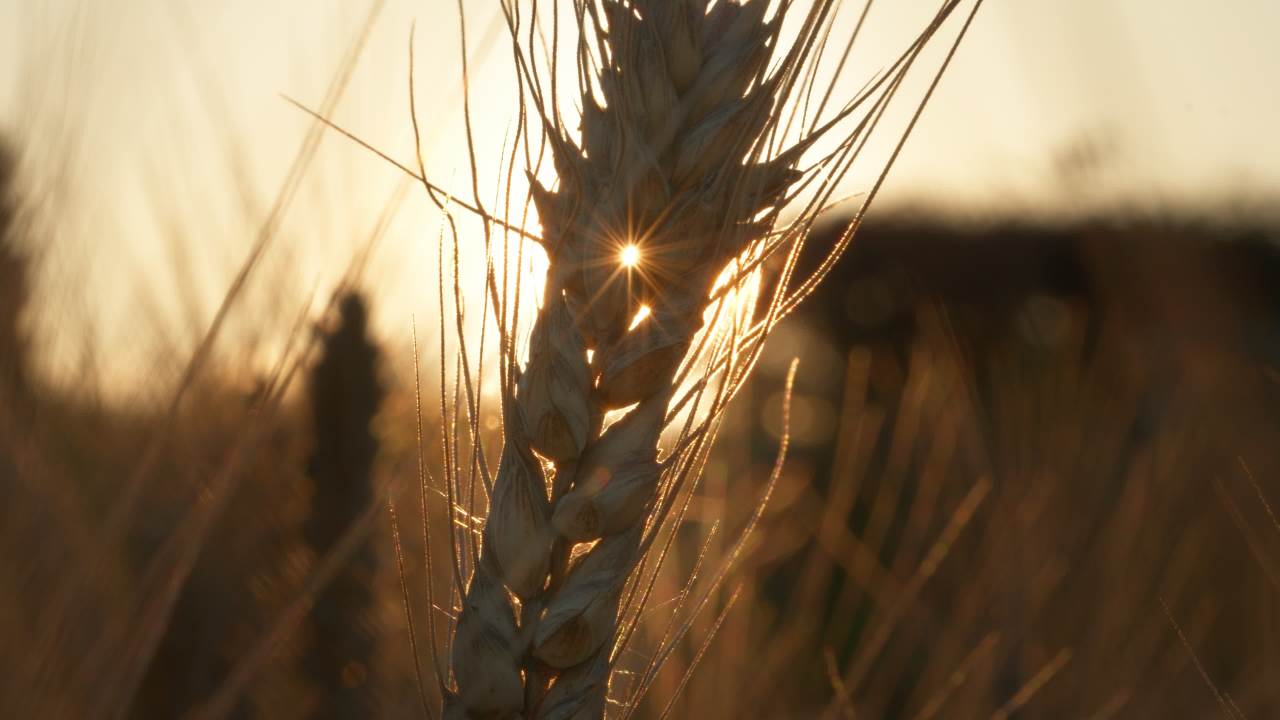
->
[2, 1, 1279, 718]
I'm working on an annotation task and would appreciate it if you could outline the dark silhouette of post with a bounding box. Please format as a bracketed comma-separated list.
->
[304, 292, 384, 718]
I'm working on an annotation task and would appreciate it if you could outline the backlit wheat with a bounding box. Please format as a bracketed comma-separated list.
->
[443, 1, 980, 717]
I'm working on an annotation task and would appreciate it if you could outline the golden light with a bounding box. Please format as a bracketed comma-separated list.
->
[620, 243, 641, 268]
[629, 304, 652, 330]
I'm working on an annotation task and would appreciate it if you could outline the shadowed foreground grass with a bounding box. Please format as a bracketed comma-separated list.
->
[2, 133, 1278, 717]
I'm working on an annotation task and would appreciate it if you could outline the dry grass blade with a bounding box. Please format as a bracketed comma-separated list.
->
[911, 634, 1001, 720]
[105, 0, 389, 537]
[654, 583, 742, 720]
[1238, 458, 1280, 537]
[1158, 598, 1246, 720]
[990, 649, 1073, 720]
[389, 498, 434, 719]
[830, 475, 993, 713]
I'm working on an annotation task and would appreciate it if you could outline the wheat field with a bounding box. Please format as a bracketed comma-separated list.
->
[2, 1, 1279, 718]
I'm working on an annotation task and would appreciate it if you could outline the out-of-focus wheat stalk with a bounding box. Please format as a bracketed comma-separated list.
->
[0, 142, 30, 401]
[404, 1, 987, 717]
[304, 293, 385, 717]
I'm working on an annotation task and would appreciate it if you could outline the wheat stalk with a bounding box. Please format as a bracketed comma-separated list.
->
[432, 1, 980, 717]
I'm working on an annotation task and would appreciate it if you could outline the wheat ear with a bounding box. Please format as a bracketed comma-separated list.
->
[444, 1, 974, 717]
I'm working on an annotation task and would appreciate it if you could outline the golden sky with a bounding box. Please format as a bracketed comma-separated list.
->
[0, 0, 1277, 389]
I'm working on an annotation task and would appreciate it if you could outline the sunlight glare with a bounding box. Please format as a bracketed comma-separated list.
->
[629, 304, 652, 331]
[620, 244, 641, 268]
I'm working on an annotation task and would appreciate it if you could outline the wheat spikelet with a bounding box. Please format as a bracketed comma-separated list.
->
[439, 1, 980, 717]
